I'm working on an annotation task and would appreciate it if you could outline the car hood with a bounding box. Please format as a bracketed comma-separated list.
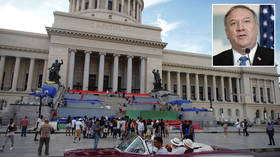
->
[64, 148, 121, 157]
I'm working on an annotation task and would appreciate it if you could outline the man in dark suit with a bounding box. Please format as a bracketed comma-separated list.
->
[213, 5, 274, 66]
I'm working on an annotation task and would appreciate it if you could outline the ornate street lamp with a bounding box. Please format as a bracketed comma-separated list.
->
[36, 90, 48, 118]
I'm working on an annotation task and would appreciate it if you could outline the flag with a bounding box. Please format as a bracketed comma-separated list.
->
[259, 5, 274, 49]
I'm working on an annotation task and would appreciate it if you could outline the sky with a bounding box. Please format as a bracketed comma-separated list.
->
[0, 0, 279, 73]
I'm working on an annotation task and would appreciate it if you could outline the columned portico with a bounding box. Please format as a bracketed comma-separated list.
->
[177, 72, 181, 97]
[126, 56, 133, 93]
[228, 77, 232, 102]
[68, 49, 76, 89]
[98, 52, 106, 91]
[256, 79, 260, 102]
[220, 76, 224, 102]
[236, 77, 240, 102]
[186, 73, 190, 100]
[167, 71, 171, 91]
[11, 57, 21, 91]
[83, 51, 91, 90]
[0, 56, 6, 90]
[112, 54, 120, 92]
[26, 58, 35, 91]
[264, 80, 268, 103]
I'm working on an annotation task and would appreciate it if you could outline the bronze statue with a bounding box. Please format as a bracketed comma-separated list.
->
[152, 69, 162, 92]
[48, 59, 63, 84]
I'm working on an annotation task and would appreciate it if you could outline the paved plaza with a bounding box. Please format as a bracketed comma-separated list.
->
[0, 126, 279, 157]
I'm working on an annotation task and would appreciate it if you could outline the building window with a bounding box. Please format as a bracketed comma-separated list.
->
[191, 86, 195, 100]
[260, 88, 264, 102]
[38, 74, 43, 88]
[85, 2, 89, 9]
[253, 87, 257, 102]
[108, 1, 113, 10]
[164, 84, 167, 90]
[235, 109, 240, 117]
[24, 73, 28, 91]
[95, 0, 97, 9]
[256, 110, 260, 118]
[1, 72, 5, 90]
[173, 84, 177, 94]
[219, 108, 224, 116]
[267, 88, 271, 103]
[216, 88, 220, 101]
[199, 86, 204, 100]
[182, 85, 186, 99]
[208, 87, 211, 100]
[233, 88, 238, 102]
[224, 88, 227, 101]
[227, 109, 232, 117]
[119, 4, 121, 12]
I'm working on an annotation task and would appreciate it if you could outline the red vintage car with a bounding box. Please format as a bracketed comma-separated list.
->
[64, 135, 254, 157]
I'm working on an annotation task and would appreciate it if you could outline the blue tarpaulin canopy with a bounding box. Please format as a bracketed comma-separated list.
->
[64, 98, 101, 104]
[183, 108, 208, 113]
[29, 85, 57, 98]
[168, 100, 192, 106]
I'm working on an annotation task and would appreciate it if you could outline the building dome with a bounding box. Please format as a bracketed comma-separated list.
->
[69, 0, 144, 24]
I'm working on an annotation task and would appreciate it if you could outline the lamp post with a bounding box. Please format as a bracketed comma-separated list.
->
[36, 90, 48, 118]
[209, 98, 213, 111]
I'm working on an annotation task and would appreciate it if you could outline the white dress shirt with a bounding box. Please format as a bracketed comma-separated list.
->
[233, 43, 257, 66]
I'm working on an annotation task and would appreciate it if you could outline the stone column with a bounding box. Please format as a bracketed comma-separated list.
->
[89, 0, 93, 9]
[98, 53, 106, 91]
[121, 0, 124, 12]
[71, 0, 76, 12]
[139, 4, 142, 23]
[68, 49, 76, 90]
[212, 75, 216, 101]
[228, 77, 233, 102]
[0, 56, 6, 90]
[127, 0, 131, 15]
[140, 56, 145, 93]
[112, 54, 120, 92]
[256, 79, 260, 103]
[236, 78, 240, 102]
[132, 0, 136, 18]
[126, 56, 133, 93]
[82, 0, 86, 10]
[204, 74, 208, 101]
[264, 80, 268, 103]
[195, 73, 199, 101]
[105, 0, 108, 9]
[76, 0, 80, 11]
[97, 0, 100, 9]
[136, 2, 139, 22]
[11, 57, 21, 91]
[83, 51, 91, 90]
[42, 59, 48, 85]
[26, 58, 35, 91]
[220, 76, 224, 102]
[186, 73, 190, 100]
[113, 0, 117, 11]
[177, 72, 181, 97]
[167, 71, 171, 91]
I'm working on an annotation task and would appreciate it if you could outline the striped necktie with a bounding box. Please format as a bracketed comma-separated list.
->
[239, 56, 248, 66]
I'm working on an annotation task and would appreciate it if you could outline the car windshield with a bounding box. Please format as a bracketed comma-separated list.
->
[116, 135, 138, 152]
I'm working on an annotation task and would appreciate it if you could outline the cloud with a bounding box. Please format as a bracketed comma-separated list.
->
[0, 1, 68, 34]
[144, 0, 172, 8]
[155, 15, 180, 38]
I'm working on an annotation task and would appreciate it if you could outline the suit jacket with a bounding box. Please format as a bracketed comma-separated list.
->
[213, 46, 274, 66]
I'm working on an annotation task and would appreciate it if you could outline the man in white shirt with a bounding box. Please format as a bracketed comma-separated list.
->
[137, 119, 145, 137]
[34, 115, 43, 141]
[73, 118, 83, 143]
[71, 117, 77, 136]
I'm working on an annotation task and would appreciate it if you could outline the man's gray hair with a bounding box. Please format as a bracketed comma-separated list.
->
[224, 5, 258, 26]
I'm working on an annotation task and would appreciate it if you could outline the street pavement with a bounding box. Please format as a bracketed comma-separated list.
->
[0, 129, 279, 157]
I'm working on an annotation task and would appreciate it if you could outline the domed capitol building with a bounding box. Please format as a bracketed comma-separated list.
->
[0, 0, 279, 124]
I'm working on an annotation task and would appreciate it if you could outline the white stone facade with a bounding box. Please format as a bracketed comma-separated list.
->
[0, 0, 280, 123]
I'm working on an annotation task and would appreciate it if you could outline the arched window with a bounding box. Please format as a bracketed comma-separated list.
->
[256, 110, 260, 118]
[235, 109, 240, 117]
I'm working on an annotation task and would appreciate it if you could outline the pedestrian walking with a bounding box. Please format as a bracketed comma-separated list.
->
[38, 119, 54, 156]
[73, 118, 83, 143]
[0, 118, 17, 152]
[92, 119, 101, 149]
[65, 116, 71, 136]
[187, 120, 195, 142]
[235, 119, 241, 135]
[266, 122, 275, 145]
[34, 115, 43, 141]
[243, 119, 249, 136]
[21, 116, 29, 137]
[71, 117, 77, 136]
